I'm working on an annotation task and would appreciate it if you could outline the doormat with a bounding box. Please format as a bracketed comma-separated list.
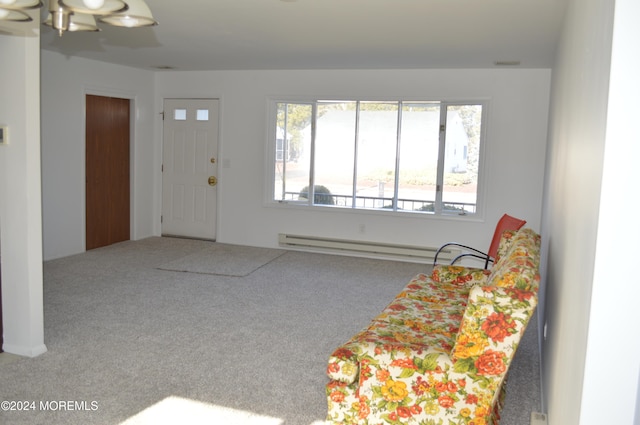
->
[157, 243, 286, 277]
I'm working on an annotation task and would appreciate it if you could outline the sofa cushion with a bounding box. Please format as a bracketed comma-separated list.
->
[327, 273, 469, 385]
[430, 264, 491, 286]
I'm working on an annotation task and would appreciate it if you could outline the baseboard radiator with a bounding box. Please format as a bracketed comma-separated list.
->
[278, 234, 460, 263]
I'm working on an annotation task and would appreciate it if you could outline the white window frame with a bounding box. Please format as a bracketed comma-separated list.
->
[266, 97, 488, 218]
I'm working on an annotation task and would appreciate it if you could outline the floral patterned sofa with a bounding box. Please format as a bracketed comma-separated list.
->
[326, 228, 541, 425]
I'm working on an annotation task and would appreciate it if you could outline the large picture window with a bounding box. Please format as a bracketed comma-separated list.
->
[271, 100, 485, 216]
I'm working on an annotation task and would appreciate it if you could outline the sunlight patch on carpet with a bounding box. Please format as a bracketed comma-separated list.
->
[120, 396, 283, 425]
[157, 243, 285, 277]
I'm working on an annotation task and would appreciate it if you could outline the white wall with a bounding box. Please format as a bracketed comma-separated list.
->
[156, 69, 550, 252]
[541, 0, 640, 422]
[0, 31, 46, 356]
[41, 51, 157, 260]
[582, 0, 640, 421]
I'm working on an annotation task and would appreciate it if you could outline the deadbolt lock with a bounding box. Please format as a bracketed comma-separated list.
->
[211, 157, 216, 164]
[208, 176, 218, 186]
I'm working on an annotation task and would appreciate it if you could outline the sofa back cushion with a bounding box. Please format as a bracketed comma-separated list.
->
[450, 285, 538, 399]
[486, 228, 541, 292]
[494, 229, 518, 263]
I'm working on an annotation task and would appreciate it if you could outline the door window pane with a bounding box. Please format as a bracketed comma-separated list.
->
[174, 109, 187, 121]
[196, 109, 209, 121]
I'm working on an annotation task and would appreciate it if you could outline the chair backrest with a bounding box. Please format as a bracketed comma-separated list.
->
[487, 214, 526, 260]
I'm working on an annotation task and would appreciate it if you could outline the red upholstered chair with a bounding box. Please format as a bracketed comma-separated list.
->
[433, 213, 527, 269]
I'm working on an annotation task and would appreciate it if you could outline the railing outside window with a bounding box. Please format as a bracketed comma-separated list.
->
[282, 192, 476, 214]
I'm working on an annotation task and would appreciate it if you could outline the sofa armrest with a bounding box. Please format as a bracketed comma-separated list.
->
[328, 339, 508, 424]
[431, 264, 491, 287]
[327, 346, 360, 384]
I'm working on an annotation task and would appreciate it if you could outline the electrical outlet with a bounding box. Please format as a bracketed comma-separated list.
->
[358, 224, 366, 234]
[531, 412, 548, 425]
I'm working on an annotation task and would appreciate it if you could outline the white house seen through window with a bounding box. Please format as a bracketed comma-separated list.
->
[272, 100, 485, 215]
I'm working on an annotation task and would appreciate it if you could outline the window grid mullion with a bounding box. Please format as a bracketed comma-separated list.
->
[308, 103, 318, 206]
[393, 102, 403, 212]
[352, 101, 361, 209]
[435, 103, 447, 214]
[281, 104, 288, 201]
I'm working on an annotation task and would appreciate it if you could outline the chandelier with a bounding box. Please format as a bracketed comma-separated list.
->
[0, 0, 157, 36]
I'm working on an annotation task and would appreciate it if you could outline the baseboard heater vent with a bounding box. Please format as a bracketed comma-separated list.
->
[278, 234, 460, 263]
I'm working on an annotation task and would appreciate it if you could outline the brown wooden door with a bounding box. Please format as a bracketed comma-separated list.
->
[86, 95, 130, 250]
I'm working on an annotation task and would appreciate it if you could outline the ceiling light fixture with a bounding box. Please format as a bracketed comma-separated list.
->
[0, 8, 32, 20]
[0, 0, 43, 9]
[59, 0, 127, 15]
[0, 0, 156, 36]
[98, 0, 156, 28]
[43, 6, 99, 31]
[0, 0, 42, 21]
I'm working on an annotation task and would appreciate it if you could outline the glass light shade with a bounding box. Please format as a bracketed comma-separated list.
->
[44, 11, 99, 31]
[59, 0, 126, 15]
[0, 0, 42, 9]
[98, 0, 156, 27]
[81, 0, 104, 9]
[0, 7, 31, 20]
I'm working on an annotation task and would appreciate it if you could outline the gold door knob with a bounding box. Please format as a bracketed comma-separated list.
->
[208, 176, 217, 186]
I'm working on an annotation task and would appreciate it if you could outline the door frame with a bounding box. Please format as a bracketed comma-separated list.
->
[160, 97, 221, 240]
[83, 88, 136, 250]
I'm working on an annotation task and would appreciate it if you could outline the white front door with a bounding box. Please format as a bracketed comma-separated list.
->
[162, 99, 219, 240]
